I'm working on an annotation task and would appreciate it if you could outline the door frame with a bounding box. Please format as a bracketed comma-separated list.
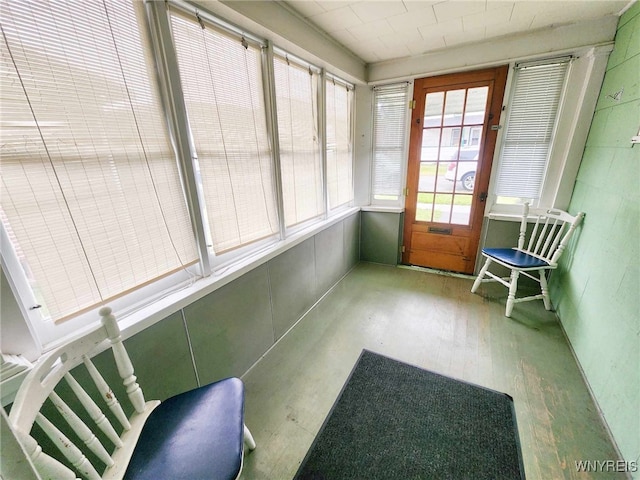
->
[402, 66, 508, 273]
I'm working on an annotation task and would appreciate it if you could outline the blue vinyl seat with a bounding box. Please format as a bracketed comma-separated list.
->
[480, 248, 549, 269]
[125, 378, 249, 480]
[471, 203, 584, 317]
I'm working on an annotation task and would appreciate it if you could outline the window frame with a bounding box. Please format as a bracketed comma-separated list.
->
[325, 73, 356, 212]
[167, 5, 280, 258]
[0, 0, 357, 353]
[370, 82, 411, 207]
[486, 46, 611, 216]
[0, 0, 203, 346]
[271, 47, 326, 233]
[491, 57, 571, 206]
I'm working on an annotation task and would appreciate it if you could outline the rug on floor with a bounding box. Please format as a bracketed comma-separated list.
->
[294, 349, 525, 480]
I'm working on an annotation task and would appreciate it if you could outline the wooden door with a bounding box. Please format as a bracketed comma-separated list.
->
[403, 66, 507, 274]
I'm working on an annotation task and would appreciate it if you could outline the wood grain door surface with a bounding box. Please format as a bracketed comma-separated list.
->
[403, 66, 508, 274]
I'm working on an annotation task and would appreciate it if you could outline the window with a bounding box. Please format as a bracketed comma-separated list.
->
[0, 0, 198, 324]
[169, 8, 279, 254]
[371, 83, 410, 204]
[0, 0, 356, 350]
[325, 77, 354, 210]
[494, 58, 570, 204]
[273, 53, 324, 228]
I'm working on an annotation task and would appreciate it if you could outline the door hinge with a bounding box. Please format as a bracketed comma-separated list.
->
[409, 99, 416, 109]
[404, 187, 409, 196]
[401, 245, 406, 253]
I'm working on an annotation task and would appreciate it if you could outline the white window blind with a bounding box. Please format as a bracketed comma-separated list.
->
[325, 78, 354, 210]
[169, 8, 278, 254]
[495, 59, 569, 200]
[372, 83, 409, 202]
[273, 55, 324, 227]
[0, 0, 198, 322]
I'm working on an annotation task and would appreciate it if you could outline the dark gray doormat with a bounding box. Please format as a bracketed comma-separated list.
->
[294, 350, 525, 480]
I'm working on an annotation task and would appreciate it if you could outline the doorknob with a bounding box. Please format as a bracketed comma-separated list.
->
[479, 192, 488, 202]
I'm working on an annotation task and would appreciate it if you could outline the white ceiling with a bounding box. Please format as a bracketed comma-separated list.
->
[283, 0, 631, 64]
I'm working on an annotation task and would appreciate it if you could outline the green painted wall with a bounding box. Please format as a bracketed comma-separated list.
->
[549, 3, 640, 472]
[360, 211, 403, 265]
[120, 212, 360, 399]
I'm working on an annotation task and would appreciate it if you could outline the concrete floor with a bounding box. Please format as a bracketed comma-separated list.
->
[240, 262, 624, 479]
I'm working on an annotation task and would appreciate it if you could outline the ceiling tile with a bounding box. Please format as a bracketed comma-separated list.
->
[320, 1, 365, 12]
[348, 18, 396, 40]
[445, 25, 486, 47]
[486, 1, 515, 12]
[418, 17, 464, 40]
[529, 1, 626, 29]
[402, 0, 440, 12]
[350, 1, 408, 23]
[489, 18, 534, 38]
[510, 1, 550, 19]
[286, 1, 326, 17]
[386, 6, 437, 32]
[432, 1, 486, 23]
[462, 5, 514, 31]
[282, 0, 627, 66]
[329, 28, 360, 47]
[509, 3, 537, 28]
[352, 37, 388, 62]
[378, 28, 424, 49]
[309, 5, 363, 31]
[407, 36, 446, 56]
[375, 43, 413, 62]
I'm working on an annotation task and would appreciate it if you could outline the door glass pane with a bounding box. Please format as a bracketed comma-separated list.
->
[455, 162, 477, 193]
[451, 194, 472, 225]
[433, 193, 453, 223]
[435, 163, 450, 194]
[415, 86, 487, 226]
[443, 90, 465, 126]
[458, 126, 473, 150]
[464, 87, 488, 124]
[420, 129, 440, 160]
[469, 127, 482, 146]
[419, 162, 437, 192]
[440, 127, 460, 160]
[424, 92, 444, 127]
[416, 192, 434, 222]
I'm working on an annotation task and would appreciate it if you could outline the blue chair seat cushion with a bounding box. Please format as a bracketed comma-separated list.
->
[482, 248, 550, 269]
[125, 377, 245, 480]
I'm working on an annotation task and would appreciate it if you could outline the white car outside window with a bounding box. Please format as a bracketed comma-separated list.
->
[445, 147, 478, 191]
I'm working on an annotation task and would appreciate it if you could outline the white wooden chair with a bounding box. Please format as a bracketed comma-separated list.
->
[7, 307, 256, 480]
[471, 203, 584, 317]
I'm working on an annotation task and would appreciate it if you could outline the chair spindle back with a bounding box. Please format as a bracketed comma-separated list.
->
[517, 203, 584, 266]
[8, 307, 160, 480]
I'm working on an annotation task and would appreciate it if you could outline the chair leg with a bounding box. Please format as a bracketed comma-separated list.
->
[539, 270, 551, 310]
[505, 270, 520, 317]
[243, 424, 256, 451]
[471, 258, 492, 293]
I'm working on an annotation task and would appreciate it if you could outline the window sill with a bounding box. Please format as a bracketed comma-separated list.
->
[361, 205, 405, 214]
[117, 207, 360, 340]
[1, 207, 361, 407]
[487, 212, 523, 222]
